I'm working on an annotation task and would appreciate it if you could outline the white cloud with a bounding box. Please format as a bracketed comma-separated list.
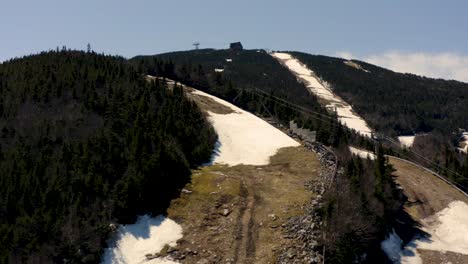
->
[335, 51, 468, 83]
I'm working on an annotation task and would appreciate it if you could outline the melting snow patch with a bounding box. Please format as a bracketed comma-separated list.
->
[349, 146, 375, 160]
[415, 200, 468, 255]
[271, 52, 373, 137]
[384, 201, 468, 264]
[102, 215, 182, 264]
[191, 89, 299, 166]
[398, 135, 416, 148]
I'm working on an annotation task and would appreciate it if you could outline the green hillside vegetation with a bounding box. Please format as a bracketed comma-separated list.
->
[0, 50, 216, 263]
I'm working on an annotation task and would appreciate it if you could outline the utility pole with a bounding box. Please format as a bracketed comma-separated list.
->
[193, 42, 200, 50]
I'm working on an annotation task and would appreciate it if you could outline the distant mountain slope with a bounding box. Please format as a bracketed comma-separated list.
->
[289, 51, 468, 188]
[289, 52, 468, 137]
[0, 50, 216, 263]
[133, 49, 324, 111]
[131, 49, 348, 146]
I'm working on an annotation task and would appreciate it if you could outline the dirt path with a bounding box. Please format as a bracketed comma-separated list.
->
[233, 180, 256, 263]
[164, 147, 322, 264]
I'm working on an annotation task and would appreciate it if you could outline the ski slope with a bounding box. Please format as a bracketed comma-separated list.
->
[102, 79, 300, 264]
[271, 52, 373, 137]
[191, 89, 300, 166]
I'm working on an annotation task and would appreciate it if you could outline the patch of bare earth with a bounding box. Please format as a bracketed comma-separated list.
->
[418, 249, 468, 264]
[187, 92, 235, 115]
[389, 156, 468, 263]
[165, 147, 322, 264]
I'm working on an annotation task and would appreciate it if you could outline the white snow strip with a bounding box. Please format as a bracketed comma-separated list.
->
[191, 89, 300, 166]
[349, 146, 375, 160]
[398, 135, 416, 148]
[214, 68, 224, 72]
[102, 215, 182, 264]
[383, 201, 468, 264]
[271, 52, 373, 137]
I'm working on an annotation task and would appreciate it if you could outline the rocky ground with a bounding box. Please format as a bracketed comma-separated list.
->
[276, 142, 338, 264]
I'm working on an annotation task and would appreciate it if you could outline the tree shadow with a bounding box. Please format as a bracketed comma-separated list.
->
[201, 140, 222, 166]
[120, 214, 166, 239]
[379, 181, 433, 263]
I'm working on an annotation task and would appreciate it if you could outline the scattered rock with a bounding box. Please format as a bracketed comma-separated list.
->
[268, 213, 277, 221]
[166, 246, 177, 253]
[145, 253, 156, 260]
[221, 208, 230, 216]
[275, 141, 338, 263]
[182, 188, 193, 194]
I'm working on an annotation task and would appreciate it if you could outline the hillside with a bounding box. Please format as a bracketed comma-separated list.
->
[0, 51, 216, 263]
[289, 51, 468, 138]
[132, 50, 406, 262]
[284, 51, 468, 191]
[131, 49, 382, 153]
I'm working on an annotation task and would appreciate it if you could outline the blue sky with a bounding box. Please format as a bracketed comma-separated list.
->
[1, 0, 468, 81]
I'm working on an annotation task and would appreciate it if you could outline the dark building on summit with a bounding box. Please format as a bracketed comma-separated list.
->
[230, 42, 243, 51]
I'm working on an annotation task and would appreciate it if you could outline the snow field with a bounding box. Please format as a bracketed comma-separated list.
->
[191, 89, 300, 166]
[271, 53, 373, 137]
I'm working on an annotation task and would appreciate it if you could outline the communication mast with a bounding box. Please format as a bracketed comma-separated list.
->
[193, 42, 200, 50]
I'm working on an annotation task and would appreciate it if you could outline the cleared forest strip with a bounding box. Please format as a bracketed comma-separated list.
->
[271, 52, 373, 137]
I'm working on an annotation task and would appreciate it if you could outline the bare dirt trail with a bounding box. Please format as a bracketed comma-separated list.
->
[389, 156, 468, 220]
[165, 147, 322, 264]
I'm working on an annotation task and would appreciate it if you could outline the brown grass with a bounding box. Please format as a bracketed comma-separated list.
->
[389, 156, 468, 220]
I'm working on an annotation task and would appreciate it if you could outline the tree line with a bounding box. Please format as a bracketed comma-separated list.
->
[0, 50, 216, 263]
